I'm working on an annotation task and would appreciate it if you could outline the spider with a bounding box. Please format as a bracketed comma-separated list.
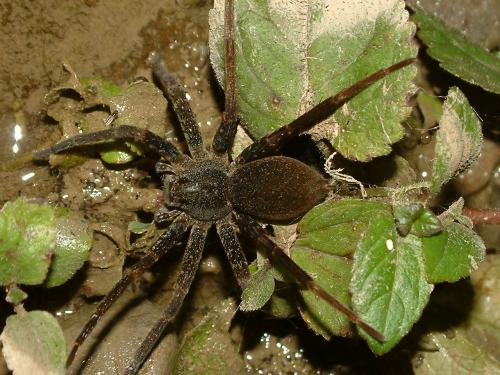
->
[34, 0, 414, 373]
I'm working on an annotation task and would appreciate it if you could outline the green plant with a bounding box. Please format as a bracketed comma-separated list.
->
[207, 0, 493, 356]
[0, 198, 92, 374]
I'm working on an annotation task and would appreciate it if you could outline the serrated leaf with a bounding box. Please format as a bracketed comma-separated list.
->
[0, 310, 66, 375]
[209, 0, 417, 161]
[240, 267, 275, 311]
[295, 199, 392, 256]
[172, 299, 245, 374]
[351, 215, 432, 354]
[0, 199, 55, 286]
[291, 246, 353, 338]
[412, 8, 500, 94]
[422, 222, 485, 284]
[438, 197, 473, 229]
[430, 87, 483, 196]
[44, 214, 92, 288]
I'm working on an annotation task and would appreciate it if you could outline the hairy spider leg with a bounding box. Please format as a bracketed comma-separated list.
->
[212, 0, 239, 156]
[234, 213, 385, 342]
[32, 125, 181, 162]
[67, 214, 190, 368]
[217, 219, 250, 289]
[236, 58, 416, 164]
[124, 224, 208, 375]
[151, 54, 208, 160]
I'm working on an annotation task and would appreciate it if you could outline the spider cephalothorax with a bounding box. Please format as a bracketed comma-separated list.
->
[164, 157, 232, 221]
[33, 0, 414, 373]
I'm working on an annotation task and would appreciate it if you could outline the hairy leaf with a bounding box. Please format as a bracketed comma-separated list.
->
[0, 310, 66, 375]
[291, 246, 353, 338]
[240, 267, 275, 311]
[351, 215, 432, 354]
[210, 0, 417, 161]
[44, 214, 92, 287]
[0, 199, 55, 285]
[430, 87, 483, 196]
[422, 222, 485, 283]
[413, 8, 500, 94]
[295, 199, 392, 256]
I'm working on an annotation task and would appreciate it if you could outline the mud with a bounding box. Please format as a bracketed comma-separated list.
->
[0, 0, 499, 374]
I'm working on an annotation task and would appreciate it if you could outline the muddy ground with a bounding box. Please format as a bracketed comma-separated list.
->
[0, 0, 499, 374]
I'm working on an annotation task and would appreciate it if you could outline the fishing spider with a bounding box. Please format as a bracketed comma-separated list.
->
[34, 0, 414, 373]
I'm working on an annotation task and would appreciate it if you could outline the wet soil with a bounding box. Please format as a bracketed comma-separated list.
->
[0, 0, 499, 374]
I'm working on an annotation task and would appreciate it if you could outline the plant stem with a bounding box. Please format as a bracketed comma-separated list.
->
[462, 208, 500, 225]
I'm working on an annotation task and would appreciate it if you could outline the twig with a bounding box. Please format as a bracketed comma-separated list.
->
[462, 207, 500, 225]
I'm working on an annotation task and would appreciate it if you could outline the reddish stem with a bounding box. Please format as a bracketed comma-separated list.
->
[462, 208, 500, 225]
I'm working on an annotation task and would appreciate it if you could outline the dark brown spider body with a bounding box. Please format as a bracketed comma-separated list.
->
[32, 0, 415, 372]
[227, 156, 328, 223]
[165, 154, 328, 224]
[165, 157, 231, 221]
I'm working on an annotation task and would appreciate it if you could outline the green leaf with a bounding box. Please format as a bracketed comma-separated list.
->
[291, 246, 353, 338]
[430, 87, 483, 196]
[209, 0, 416, 161]
[99, 142, 142, 165]
[5, 286, 28, 305]
[351, 215, 432, 354]
[412, 8, 500, 94]
[128, 220, 153, 235]
[263, 288, 296, 319]
[44, 214, 92, 288]
[0, 199, 55, 285]
[0, 310, 66, 375]
[240, 267, 275, 311]
[411, 209, 442, 237]
[394, 202, 425, 236]
[416, 91, 443, 128]
[290, 199, 396, 339]
[295, 199, 392, 256]
[438, 197, 473, 229]
[422, 222, 485, 284]
[394, 203, 442, 237]
[80, 76, 123, 98]
[172, 299, 245, 374]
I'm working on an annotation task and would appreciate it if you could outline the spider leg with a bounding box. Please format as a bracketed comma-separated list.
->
[124, 224, 208, 375]
[234, 213, 385, 342]
[217, 219, 250, 289]
[236, 58, 416, 164]
[32, 125, 182, 162]
[151, 54, 207, 160]
[66, 214, 190, 368]
[212, 0, 239, 156]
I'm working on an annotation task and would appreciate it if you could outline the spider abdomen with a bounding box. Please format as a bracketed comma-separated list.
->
[227, 156, 328, 223]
